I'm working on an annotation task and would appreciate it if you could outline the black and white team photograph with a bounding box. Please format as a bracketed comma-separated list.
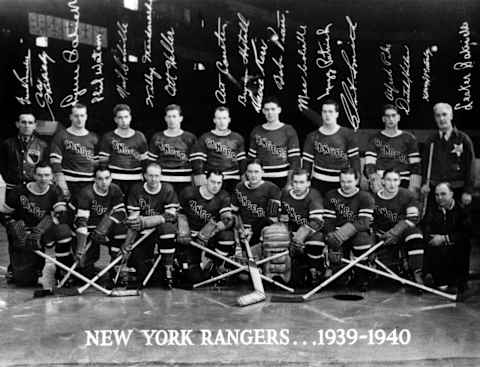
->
[0, 0, 479, 366]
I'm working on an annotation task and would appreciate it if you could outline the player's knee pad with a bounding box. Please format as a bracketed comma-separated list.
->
[404, 228, 424, 271]
[51, 224, 74, 263]
[213, 230, 236, 257]
[261, 222, 291, 283]
[351, 231, 374, 258]
[157, 222, 177, 253]
[304, 231, 325, 258]
[110, 223, 127, 248]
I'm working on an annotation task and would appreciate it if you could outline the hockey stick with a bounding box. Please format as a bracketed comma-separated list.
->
[141, 253, 162, 288]
[271, 241, 385, 302]
[236, 237, 266, 306]
[422, 142, 434, 219]
[57, 241, 92, 288]
[342, 258, 457, 301]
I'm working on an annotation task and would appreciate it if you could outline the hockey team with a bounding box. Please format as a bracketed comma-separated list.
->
[0, 98, 475, 300]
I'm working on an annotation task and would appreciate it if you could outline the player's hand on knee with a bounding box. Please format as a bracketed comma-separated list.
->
[420, 184, 430, 195]
[461, 192, 472, 206]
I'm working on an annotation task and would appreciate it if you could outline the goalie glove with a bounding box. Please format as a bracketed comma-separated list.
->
[380, 220, 413, 245]
[26, 215, 54, 251]
[127, 215, 165, 231]
[8, 220, 28, 250]
[368, 173, 382, 194]
[197, 220, 219, 244]
[193, 174, 207, 187]
[325, 222, 357, 248]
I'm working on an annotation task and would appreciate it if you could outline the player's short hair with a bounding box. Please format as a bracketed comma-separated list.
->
[382, 104, 399, 116]
[71, 103, 87, 113]
[339, 167, 358, 179]
[18, 107, 35, 121]
[322, 99, 339, 112]
[247, 159, 264, 170]
[206, 169, 224, 180]
[262, 96, 281, 108]
[214, 106, 230, 115]
[144, 162, 162, 174]
[433, 102, 453, 115]
[165, 104, 182, 115]
[291, 168, 310, 181]
[94, 163, 111, 177]
[435, 181, 453, 193]
[382, 168, 401, 179]
[113, 104, 131, 116]
[34, 162, 52, 173]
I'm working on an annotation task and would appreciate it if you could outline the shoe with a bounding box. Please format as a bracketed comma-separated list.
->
[164, 265, 174, 290]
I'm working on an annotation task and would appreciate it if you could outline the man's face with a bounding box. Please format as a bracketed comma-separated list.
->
[321, 104, 339, 125]
[95, 170, 112, 191]
[382, 108, 400, 129]
[213, 110, 231, 131]
[262, 102, 281, 123]
[114, 109, 131, 129]
[164, 109, 183, 129]
[435, 184, 454, 208]
[206, 173, 223, 195]
[34, 167, 53, 187]
[292, 174, 310, 195]
[246, 163, 263, 185]
[16, 114, 36, 136]
[434, 105, 453, 131]
[144, 166, 161, 188]
[383, 172, 400, 194]
[340, 173, 358, 194]
[70, 107, 88, 129]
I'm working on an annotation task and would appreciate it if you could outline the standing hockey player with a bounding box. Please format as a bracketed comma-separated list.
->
[191, 106, 246, 193]
[302, 99, 360, 196]
[50, 103, 99, 200]
[248, 97, 301, 189]
[2, 163, 73, 285]
[177, 170, 234, 285]
[323, 168, 375, 291]
[373, 169, 424, 285]
[281, 168, 325, 286]
[126, 163, 179, 288]
[364, 105, 421, 194]
[98, 104, 148, 196]
[148, 104, 197, 194]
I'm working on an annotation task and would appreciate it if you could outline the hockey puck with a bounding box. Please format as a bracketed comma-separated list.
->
[333, 294, 364, 301]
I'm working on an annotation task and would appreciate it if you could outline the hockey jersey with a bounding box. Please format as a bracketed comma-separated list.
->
[4, 183, 65, 227]
[373, 187, 419, 232]
[323, 188, 374, 233]
[280, 188, 323, 231]
[73, 183, 126, 229]
[127, 182, 179, 217]
[50, 129, 99, 182]
[191, 130, 246, 180]
[179, 185, 231, 231]
[231, 181, 281, 225]
[302, 127, 360, 183]
[148, 131, 197, 183]
[364, 131, 420, 181]
[248, 124, 300, 178]
[98, 130, 148, 181]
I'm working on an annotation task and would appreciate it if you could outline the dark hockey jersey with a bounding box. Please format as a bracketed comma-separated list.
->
[191, 130, 246, 179]
[50, 129, 99, 182]
[73, 183, 126, 228]
[127, 182, 179, 216]
[179, 185, 231, 231]
[98, 130, 148, 181]
[148, 130, 197, 183]
[364, 131, 420, 181]
[302, 127, 360, 183]
[373, 187, 419, 232]
[248, 124, 300, 178]
[4, 183, 65, 227]
[281, 188, 323, 231]
[231, 181, 281, 225]
[323, 188, 374, 233]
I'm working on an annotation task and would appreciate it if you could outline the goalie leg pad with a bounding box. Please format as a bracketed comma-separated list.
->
[262, 222, 291, 282]
[176, 214, 191, 245]
[8, 220, 28, 250]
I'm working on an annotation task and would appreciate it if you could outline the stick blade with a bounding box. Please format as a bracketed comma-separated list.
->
[33, 289, 54, 298]
[237, 290, 266, 307]
[110, 289, 140, 297]
[33, 287, 79, 298]
[270, 294, 305, 303]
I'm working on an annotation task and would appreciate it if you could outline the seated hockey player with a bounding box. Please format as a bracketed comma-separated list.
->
[71, 165, 127, 281]
[2, 163, 73, 286]
[373, 169, 424, 286]
[281, 168, 325, 287]
[177, 169, 234, 285]
[125, 163, 179, 289]
[323, 168, 375, 291]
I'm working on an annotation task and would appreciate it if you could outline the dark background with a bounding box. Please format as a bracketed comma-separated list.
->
[0, 0, 478, 148]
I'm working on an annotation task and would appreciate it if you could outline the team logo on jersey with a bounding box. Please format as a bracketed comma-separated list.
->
[91, 200, 108, 216]
[451, 143, 463, 157]
[27, 149, 41, 164]
[313, 142, 348, 160]
[64, 139, 96, 160]
[374, 205, 399, 225]
[235, 189, 265, 217]
[282, 202, 308, 226]
[19, 195, 46, 219]
[373, 138, 408, 164]
[188, 200, 212, 222]
[205, 137, 237, 159]
[138, 198, 161, 216]
[111, 139, 142, 160]
[254, 135, 287, 159]
[329, 198, 355, 222]
[155, 142, 188, 161]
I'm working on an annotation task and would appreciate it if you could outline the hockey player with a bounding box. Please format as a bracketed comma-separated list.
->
[71, 165, 127, 279]
[231, 160, 282, 246]
[323, 168, 375, 291]
[125, 163, 179, 288]
[99, 104, 148, 196]
[281, 168, 325, 286]
[2, 163, 73, 285]
[191, 106, 246, 194]
[148, 104, 197, 195]
[302, 99, 360, 196]
[177, 169, 234, 285]
[373, 169, 424, 285]
[248, 97, 301, 189]
[50, 103, 99, 200]
[364, 105, 421, 194]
